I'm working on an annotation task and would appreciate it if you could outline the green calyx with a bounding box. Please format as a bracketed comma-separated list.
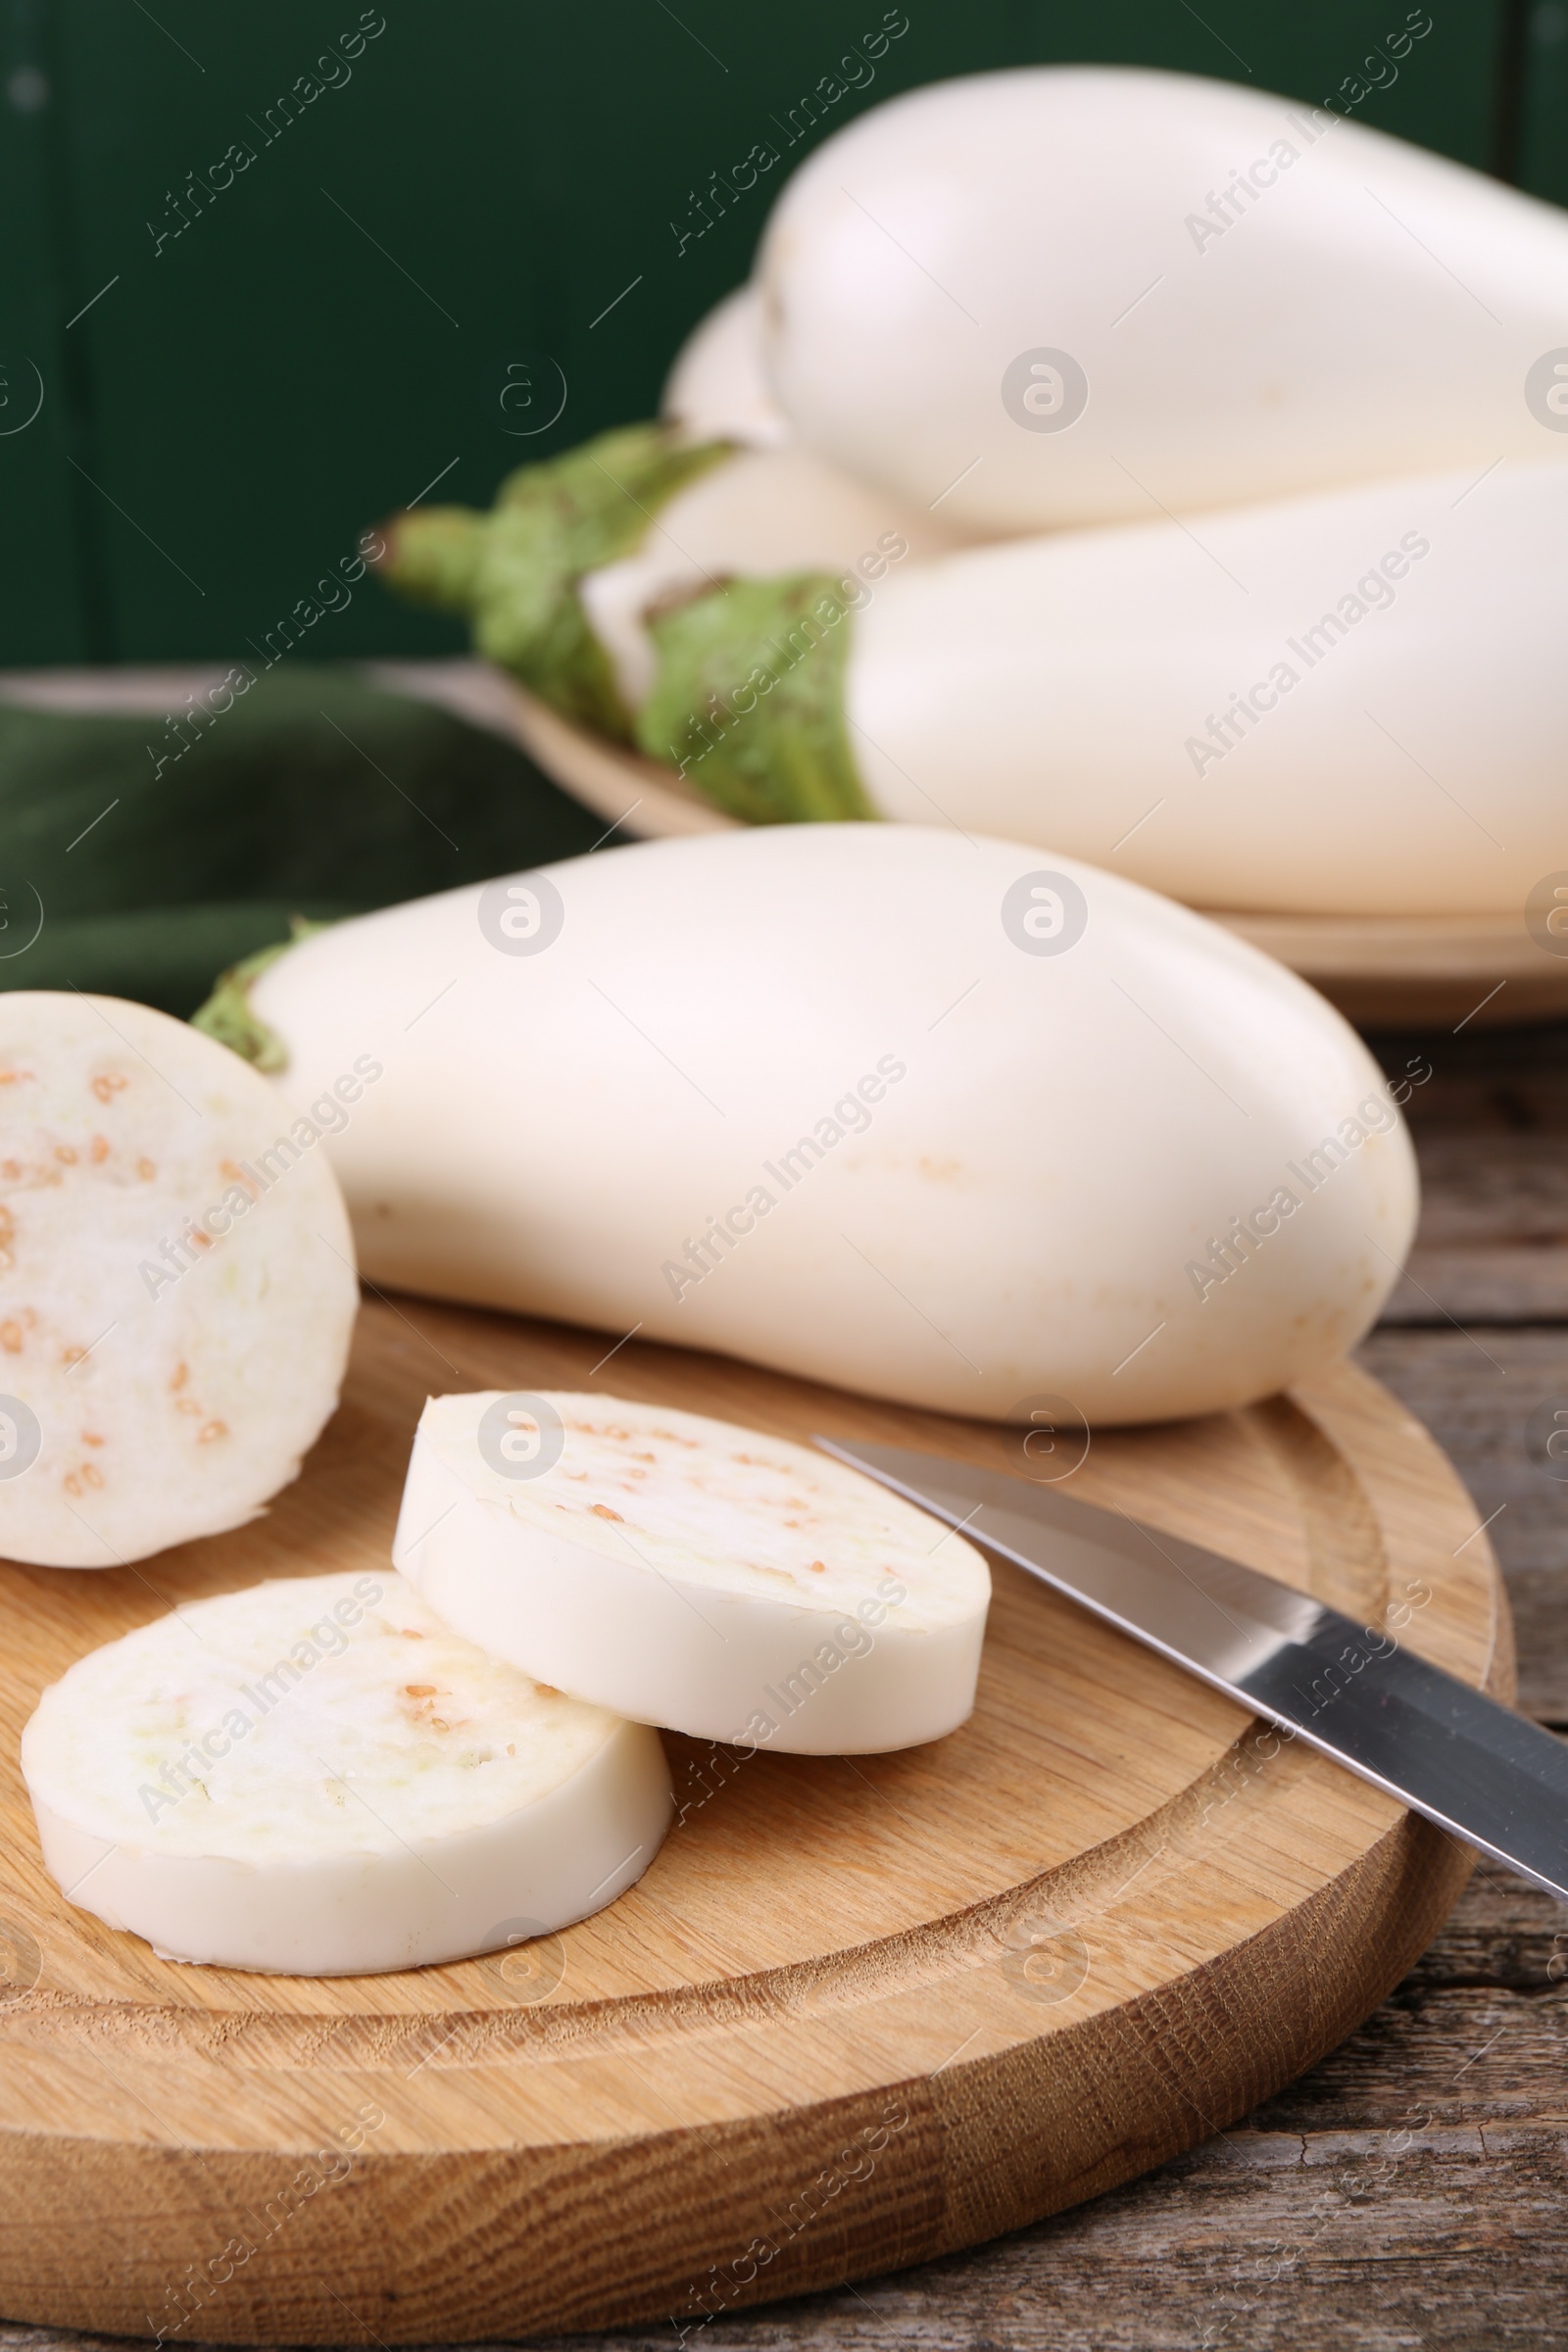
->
[379, 422, 736, 743]
[190, 917, 331, 1071]
[636, 572, 876, 825]
[378, 507, 489, 612]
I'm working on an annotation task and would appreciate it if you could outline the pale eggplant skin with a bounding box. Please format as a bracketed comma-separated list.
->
[248, 828, 1416, 1429]
[759, 67, 1568, 532]
[848, 461, 1568, 915]
[662, 282, 790, 449]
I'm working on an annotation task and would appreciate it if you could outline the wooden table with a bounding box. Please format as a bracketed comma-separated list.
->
[6, 1021, 1565, 2352]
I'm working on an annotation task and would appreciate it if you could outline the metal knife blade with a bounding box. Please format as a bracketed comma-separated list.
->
[815, 1436, 1568, 1902]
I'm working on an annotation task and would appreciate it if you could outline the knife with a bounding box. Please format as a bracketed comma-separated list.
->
[815, 1436, 1568, 1902]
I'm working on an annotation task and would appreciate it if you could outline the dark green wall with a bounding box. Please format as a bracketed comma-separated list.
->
[0, 0, 1551, 663]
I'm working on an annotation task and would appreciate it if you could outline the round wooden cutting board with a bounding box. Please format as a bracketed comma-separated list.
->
[506, 682, 1568, 1032]
[0, 1296, 1510, 2344]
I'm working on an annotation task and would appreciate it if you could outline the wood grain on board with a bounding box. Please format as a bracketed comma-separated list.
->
[0, 1294, 1510, 2344]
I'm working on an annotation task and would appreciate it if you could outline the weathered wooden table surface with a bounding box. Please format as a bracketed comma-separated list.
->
[4, 1018, 1565, 2352]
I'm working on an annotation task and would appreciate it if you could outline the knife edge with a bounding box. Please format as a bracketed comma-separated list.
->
[816, 1434, 1568, 1904]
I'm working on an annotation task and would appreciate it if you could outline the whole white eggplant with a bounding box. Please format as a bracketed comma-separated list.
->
[662, 282, 789, 449]
[758, 65, 1568, 531]
[213, 826, 1419, 1428]
[638, 460, 1568, 912]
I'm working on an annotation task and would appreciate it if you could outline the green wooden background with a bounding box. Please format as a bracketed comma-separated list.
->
[1, 0, 1558, 665]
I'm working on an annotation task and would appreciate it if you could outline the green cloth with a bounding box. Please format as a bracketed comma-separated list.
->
[0, 664, 604, 1017]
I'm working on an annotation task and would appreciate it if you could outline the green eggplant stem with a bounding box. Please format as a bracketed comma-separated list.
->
[636, 572, 876, 825]
[190, 917, 332, 1070]
[376, 422, 737, 744]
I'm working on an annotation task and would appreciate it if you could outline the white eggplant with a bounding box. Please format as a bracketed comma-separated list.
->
[394, 1393, 990, 1753]
[662, 282, 789, 449]
[758, 65, 1568, 532]
[806, 461, 1564, 915]
[0, 993, 358, 1568]
[204, 825, 1419, 1428]
[24, 1569, 670, 1974]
